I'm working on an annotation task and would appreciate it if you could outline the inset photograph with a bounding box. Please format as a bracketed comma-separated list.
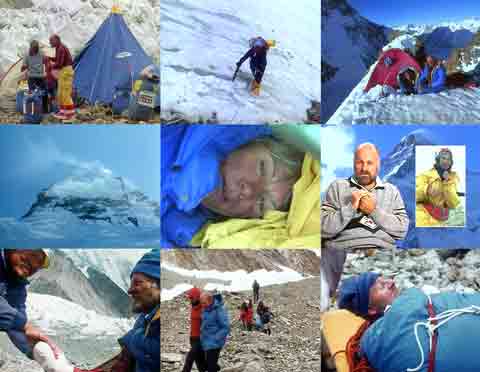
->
[0, 126, 160, 247]
[161, 124, 320, 249]
[160, 0, 320, 124]
[322, 0, 480, 124]
[161, 249, 320, 372]
[321, 248, 480, 372]
[0, 2, 159, 124]
[0, 248, 159, 372]
[416, 146, 466, 227]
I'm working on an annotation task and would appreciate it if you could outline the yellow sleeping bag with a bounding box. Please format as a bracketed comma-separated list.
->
[190, 153, 320, 249]
[321, 310, 366, 372]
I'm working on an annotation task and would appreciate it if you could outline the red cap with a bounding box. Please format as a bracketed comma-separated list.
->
[186, 287, 201, 301]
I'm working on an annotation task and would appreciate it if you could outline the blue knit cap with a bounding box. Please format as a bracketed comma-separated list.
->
[132, 249, 160, 281]
[338, 272, 380, 317]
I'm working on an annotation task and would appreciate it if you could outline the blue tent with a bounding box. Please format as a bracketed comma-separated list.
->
[73, 8, 159, 107]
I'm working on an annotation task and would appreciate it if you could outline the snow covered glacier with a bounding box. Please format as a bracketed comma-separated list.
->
[160, 0, 320, 123]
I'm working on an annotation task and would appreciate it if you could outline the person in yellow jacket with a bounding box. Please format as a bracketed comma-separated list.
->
[416, 148, 461, 227]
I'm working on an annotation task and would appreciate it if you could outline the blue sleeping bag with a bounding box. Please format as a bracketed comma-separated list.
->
[161, 124, 272, 248]
[361, 288, 480, 372]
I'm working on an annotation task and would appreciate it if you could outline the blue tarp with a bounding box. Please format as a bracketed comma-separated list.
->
[73, 12, 159, 107]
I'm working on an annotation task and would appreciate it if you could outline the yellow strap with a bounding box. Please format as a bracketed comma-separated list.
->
[144, 308, 160, 336]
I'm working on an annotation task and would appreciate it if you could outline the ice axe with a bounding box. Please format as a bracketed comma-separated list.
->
[232, 64, 240, 82]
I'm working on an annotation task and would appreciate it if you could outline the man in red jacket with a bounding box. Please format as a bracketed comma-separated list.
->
[182, 287, 207, 372]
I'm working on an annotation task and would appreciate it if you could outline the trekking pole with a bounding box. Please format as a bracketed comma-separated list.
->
[232, 65, 240, 81]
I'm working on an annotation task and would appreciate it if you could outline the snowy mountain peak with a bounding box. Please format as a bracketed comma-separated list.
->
[21, 169, 159, 228]
[382, 130, 436, 182]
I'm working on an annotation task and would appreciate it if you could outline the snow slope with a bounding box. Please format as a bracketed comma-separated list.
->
[327, 26, 480, 124]
[160, 0, 320, 123]
[162, 262, 307, 301]
[28, 293, 134, 338]
[321, 0, 390, 121]
[0, 168, 160, 247]
[60, 249, 148, 292]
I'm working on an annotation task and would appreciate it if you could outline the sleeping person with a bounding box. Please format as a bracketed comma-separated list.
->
[161, 125, 306, 248]
[338, 272, 480, 372]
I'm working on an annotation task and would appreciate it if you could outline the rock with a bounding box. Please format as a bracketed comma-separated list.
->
[161, 277, 320, 372]
[161, 353, 183, 363]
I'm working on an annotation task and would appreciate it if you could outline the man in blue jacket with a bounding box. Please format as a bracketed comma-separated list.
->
[161, 125, 304, 248]
[416, 55, 447, 94]
[0, 249, 57, 360]
[118, 249, 160, 372]
[200, 291, 230, 372]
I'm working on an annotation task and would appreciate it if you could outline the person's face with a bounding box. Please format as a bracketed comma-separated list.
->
[49, 37, 58, 47]
[368, 277, 399, 315]
[7, 250, 45, 279]
[128, 273, 160, 313]
[354, 147, 379, 186]
[201, 143, 297, 218]
[438, 152, 452, 170]
[426, 56, 434, 67]
[200, 293, 212, 307]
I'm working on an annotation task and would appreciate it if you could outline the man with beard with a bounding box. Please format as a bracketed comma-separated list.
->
[416, 148, 461, 227]
[322, 143, 409, 250]
[114, 249, 160, 372]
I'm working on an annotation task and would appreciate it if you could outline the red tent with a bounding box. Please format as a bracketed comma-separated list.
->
[364, 49, 422, 92]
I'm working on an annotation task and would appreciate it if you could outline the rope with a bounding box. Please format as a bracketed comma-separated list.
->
[407, 293, 480, 372]
[345, 320, 376, 372]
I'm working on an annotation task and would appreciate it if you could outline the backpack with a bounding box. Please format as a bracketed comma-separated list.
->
[261, 311, 271, 324]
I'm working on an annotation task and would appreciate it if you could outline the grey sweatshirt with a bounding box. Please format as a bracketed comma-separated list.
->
[322, 177, 409, 249]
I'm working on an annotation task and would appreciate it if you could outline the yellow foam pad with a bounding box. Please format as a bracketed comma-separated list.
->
[321, 310, 366, 372]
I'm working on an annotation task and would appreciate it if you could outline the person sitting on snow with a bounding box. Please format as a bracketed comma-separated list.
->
[0, 249, 59, 365]
[338, 271, 480, 372]
[416, 54, 447, 94]
[235, 37, 274, 96]
[398, 68, 417, 95]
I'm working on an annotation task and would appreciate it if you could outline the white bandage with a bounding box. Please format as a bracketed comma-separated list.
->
[32, 342, 74, 372]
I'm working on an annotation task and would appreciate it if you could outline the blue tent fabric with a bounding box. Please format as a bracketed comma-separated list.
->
[360, 288, 480, 372]
[73, 12, 159, 107]
[161, 124, 272, 248]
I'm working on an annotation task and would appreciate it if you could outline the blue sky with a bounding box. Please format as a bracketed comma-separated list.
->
[349, 0, 480, 27]
[0, 126, 160, 219]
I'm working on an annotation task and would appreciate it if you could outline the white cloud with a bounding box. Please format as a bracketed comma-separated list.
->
[321, 126, 355, 192]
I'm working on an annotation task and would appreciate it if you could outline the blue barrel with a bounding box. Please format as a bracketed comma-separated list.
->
[112, 89, 130, 116]
[23, 90, 43, 124]
[16, 90, 27, 113]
